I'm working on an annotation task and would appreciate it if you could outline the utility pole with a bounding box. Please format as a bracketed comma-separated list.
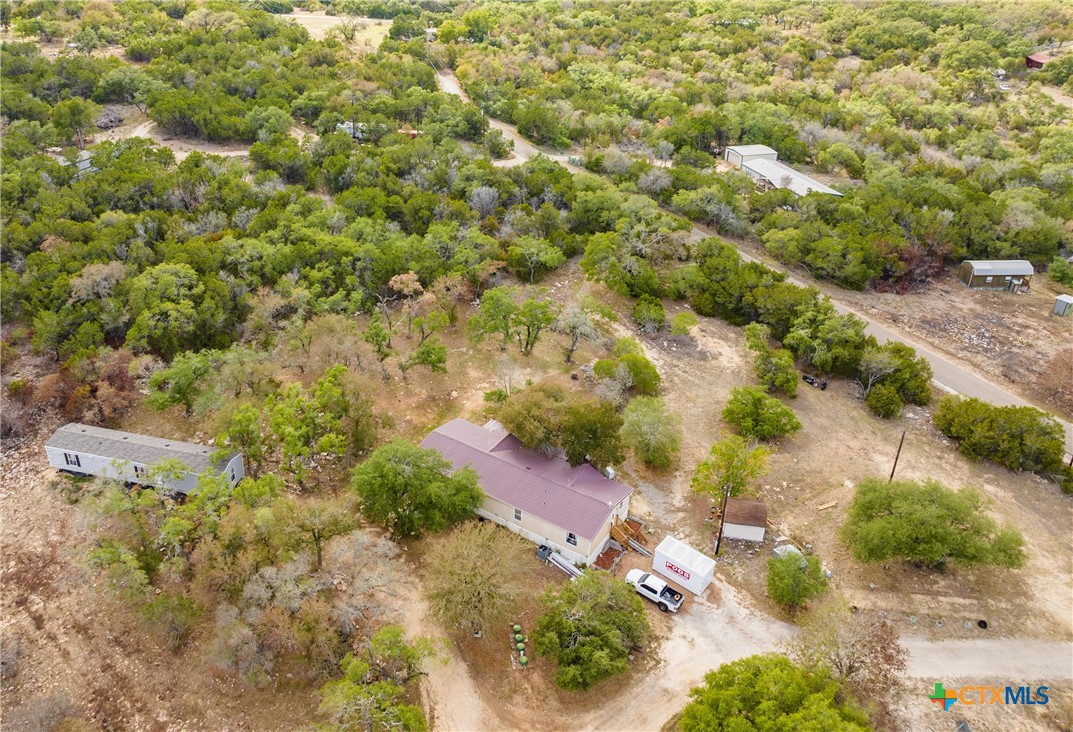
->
[889, 430, 906, 483]
[713, 485, 731, 555]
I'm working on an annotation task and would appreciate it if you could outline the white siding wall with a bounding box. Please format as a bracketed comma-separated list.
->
[723, 523, 765, 542]
[44, 447, 236, 494]
[478, 495, 617, 566]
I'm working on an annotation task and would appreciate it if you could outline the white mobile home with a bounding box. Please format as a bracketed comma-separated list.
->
[422, 419, 633, 566]
[45, 423, 244, 494]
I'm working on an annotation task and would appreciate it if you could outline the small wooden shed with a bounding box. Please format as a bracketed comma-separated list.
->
[956, 260, 1033, 292]
[1054, 294, 1073, 317]
[722, 498, 768, 543]
[1026, 53, 1050, 70]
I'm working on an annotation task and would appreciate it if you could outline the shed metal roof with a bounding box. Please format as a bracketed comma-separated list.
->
[742, 158, 843, 197]
[962, 260, 1034, 276]
[726, 144, 778, 157]
[724, 498, 768, 528]
[1026, 53, 1051, 63]
[45, 423, 236, 473]
[1056, 294, 1073, 305]
[421, 419, 632, 541]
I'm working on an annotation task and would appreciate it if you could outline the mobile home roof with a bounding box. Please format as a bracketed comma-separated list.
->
[45, 423, 236, 473]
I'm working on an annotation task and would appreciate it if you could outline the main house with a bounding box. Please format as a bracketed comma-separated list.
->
[422, 419, 633, 566]
[45, 423, 244, 494]
[724, 144, 843, 197]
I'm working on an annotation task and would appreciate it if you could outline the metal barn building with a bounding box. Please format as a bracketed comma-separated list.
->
[956, 260, 1034, 292]
[724, 144, 778, 170]
[422, 418, 633, 566]
[45, 423, 244, 494]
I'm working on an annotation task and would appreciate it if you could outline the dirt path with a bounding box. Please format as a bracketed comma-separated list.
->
[98, 118, 252, 162]
[1037, 83, 1073, 111]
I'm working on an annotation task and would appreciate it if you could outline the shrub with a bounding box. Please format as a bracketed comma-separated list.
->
[865, 383, 903, 419]
[933, 396, 1065, 474]
[1048, 256, 1073, 288]
[632, 295, 666, 335]
[766, 553, 829, 610]
[678, 655, 870, 732]
[841, 477, 1027, 570]
[722, 387, 801, 441]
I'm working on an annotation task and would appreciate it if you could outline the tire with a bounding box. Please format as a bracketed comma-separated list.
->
[658, 602, 669, 612]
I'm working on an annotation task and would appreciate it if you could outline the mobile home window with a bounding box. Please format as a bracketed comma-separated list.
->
[230, 469, 237, 482]
[566, 532, 577, 546]
[985, 276, 993, 283]
[133, 465, 147, 478]
[514, 508, 522, 521]
[64, 453, 81, 467]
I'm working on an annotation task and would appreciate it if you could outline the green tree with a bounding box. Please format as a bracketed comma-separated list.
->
[1047, 256, 1073, 288]
[534, 571, 650, 691]
[424, 521, 530, 634]
[215, 405, 265, 476]
[469, 286, 518, 350]
[349, 440, 482, 537]
[744, 323, 798, 398]
[364, 315, 395, 379]
[678, 655, 870, 732]
[266, 366, 352, 487]
[51, 98, 101, 149]
[148, 350, 215, 416]
[784, 302, 872, 377]
[841, 477, 1027, 570]
[593, 351, 662, 397]
[722, 387, 802, 441]
[621, 397, 682, 469]
[318, 626, 431, 732]
[246, 105, 293, 142]
[495, 383, 566, 455]
[767, 553, 829, 611]
[400, 337, 447, 377]
[514, 298, 556, 355]
[507, 237, 565, 283]
[559, 400, 625, 470]
[691, 435, 769, 499]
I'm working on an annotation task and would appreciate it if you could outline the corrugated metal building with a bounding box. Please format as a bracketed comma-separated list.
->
[741, 158, 842, 197]
[956, 260, 1034, 291]
[45, 423, 244, 494]
[724, 144, 778, 170]
[422, 419, 632, 565]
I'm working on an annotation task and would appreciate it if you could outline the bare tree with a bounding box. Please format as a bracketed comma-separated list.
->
[554, 306, 600, 364]
[856, 346, 899, 397]
[424, 521, 530, 634]
[786, 596, 908, 696]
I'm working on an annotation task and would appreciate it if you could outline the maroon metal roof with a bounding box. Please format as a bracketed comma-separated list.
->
[422, 419, 633, 541]
[1026, 53, 1051, 63]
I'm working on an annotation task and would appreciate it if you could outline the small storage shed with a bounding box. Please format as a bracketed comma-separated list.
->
[724, 144, 777, 170]
[722, 498, 768, 542]
[45, 423, 244, 494]
[1054, 294, 1073, 317]
[652, 535, 715, 596]
[1026, 53, 1050, 70]
[956, 260, 1034, 291]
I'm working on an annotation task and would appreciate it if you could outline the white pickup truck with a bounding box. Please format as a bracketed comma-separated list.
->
[625, 569, 684, 613]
